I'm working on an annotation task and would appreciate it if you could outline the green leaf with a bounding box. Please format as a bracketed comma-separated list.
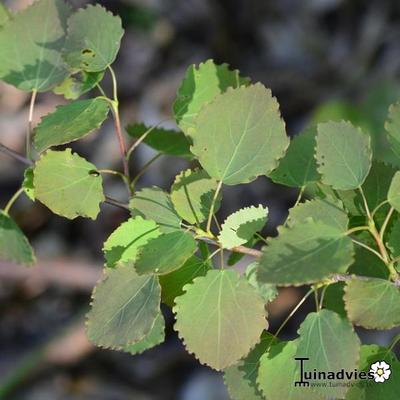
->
[191, 84, 289, 185]
[322, 282, 347, 317]
[159, 256, 211, 307]
[348, 246, 389, 279]
[174, 269, 267, 370]
[22, 167, 35, 201]
[63, 4, 124, 72]
[0, 0, 71, 91]
[33, 149, 104, 219]
[134, 231, 197, 275]
[245, 262, 277, 303]
[34, 98, 109, 152]
[86, 266, 161, 349]
[0, 3, 11, 26]
[173, 59, 250, 135]
[385, 102, 400, 160]
[346, 345, 400, 400]
[126, 123, 193, 159]
[0, 211, 35, 265]
[388, 219, 400, 258]
[296, 309, 361, 398]
[270, 127, 320, 187]
[257, 340, 322, 400]
[334, 162, 395, 216]
[53, 71, 104, 100]
[129, 187, 181, 233]
[103, 216, 160, 268]
[258, 219, 354, 285]
[287, 197, 348, 232]
[316, 121, 372, 190]
[344, 278, 400, 329]
[219, 205, 268, 249]
[224, 332, 277, 400]
[124, 313, 165, 355]
[171, 169, 221, 225]
[388, 171, 400, 212]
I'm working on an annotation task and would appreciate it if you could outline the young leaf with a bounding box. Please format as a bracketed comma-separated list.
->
[22, 167, 35, 201]
[34, 98, 109, 152]
[296, 309, 360, 398]
[344, 278, 400, 329]
[63, 4, 124, 72]
[0, 3, 11, 26]
[126, 123, 192, 159]
[159, 256, 211, 307]
[173, 59, 250, 135]
[171, 169, 221, 225]
[218, 205, 268, 249]
[257, 340, 322, 400]
[346, 345, 400, 400]
[385, 102, 400, 160]
[124, 313, 165, 355]
[103, 216, 160, 268]
[86, 266, 161, 349]
[316, 121, 372, 190]
[387, 171, 400, 212]
[0, 211, 35, 265]
[257, 219, 354, 285]
[173, 269, 267, 370]
[33, 149, 105, 220]
[270, 127, 320, 187]
[191, 84, 289, 185]
[245, 262, 278, 303]
[53, 71, 105, 100]
[134, 231, 197, 275]
[224, 332, 277, 400]
[129, 187, 181, 233]
[0, 0, 71, 91]
[287, 197, 348, 231]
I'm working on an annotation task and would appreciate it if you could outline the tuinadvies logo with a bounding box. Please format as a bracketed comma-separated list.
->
[294, 358, 391, 387]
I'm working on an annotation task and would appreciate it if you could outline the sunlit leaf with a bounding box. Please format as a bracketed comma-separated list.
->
[63, 4, 124, 72]
[129, 187, 181, 233]
[192, 84, 289, 185]
[388, 171, 400, 213]
[33, 149, 104, 219]
[219, 205, 268, 249]
[171, 169, 221, 225]
[174, 269, 267, 370]
[173, 59, 250, 135]
[103, 216, 160, 268]
[53, 70, 104, 100]
[316, 121, 372, 190]
[0, 0, 71, 91]
[134, 231, 197, 275]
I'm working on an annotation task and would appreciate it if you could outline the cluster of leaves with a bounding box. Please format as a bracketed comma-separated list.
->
[1, 1, 400, 399]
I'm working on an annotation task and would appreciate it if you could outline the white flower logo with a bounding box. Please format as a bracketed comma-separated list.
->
[369, 361, 391, 383]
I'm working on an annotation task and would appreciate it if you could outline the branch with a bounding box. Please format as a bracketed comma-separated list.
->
[0, 143, 33, 166]
[104, 196, 130, 211]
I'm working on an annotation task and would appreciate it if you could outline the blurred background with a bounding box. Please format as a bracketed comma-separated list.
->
[1, 0, 400, 398]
